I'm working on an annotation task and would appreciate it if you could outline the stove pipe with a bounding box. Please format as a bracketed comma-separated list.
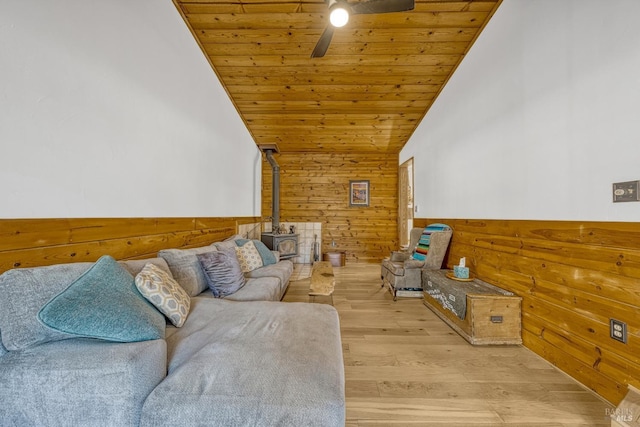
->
[264, 149, 280, 232]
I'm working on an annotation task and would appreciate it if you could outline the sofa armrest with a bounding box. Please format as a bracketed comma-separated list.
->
[389, 251, 411, 262]
[0, 338, 167, 426]
[403, 259, 425, 269]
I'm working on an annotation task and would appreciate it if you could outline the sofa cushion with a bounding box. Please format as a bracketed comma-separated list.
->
[197, 250, 246, 298]
[38, 255, 165, 343]
[381, 258, 422, 276]
[244, 259, 294, 296]
[0, 330, 7, 356]
[142, 298, 345, 427]
[158, 246, 219, 297]
[135, 263, 191, 327]
[0, 261, 93, 351]
[195, 276, 283, 302]
[0, 337, 166, 426]
[234, 240, 264, 273]
[225, 277, 281, 301]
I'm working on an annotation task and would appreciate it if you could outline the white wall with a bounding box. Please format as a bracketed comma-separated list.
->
[401, 0, 640, 221]
[0, 1, 261, 218]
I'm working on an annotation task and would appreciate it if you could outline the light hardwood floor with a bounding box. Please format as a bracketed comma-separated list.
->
[283, 263, 614, 426]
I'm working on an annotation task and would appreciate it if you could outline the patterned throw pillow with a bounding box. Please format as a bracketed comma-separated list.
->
[235, 239, 277, 266]
[135, 263, 190, 327]
[234, 240, 264, 273]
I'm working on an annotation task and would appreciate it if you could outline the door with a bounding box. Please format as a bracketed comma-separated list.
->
[398, 158, 414, 248]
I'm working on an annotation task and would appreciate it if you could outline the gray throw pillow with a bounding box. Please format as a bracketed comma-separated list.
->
[197, 250, 246, 298]
[158, 246, 218, 297]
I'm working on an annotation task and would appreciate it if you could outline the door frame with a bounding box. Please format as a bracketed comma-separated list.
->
[398, 158, 414, 248]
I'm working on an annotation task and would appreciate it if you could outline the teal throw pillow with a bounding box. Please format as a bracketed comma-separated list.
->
[38, 255, 165, 343]
[235, 239, 277, 266]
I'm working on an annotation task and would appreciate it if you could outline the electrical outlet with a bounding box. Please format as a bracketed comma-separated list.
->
[613, 180, 640, 202]
[610, 319, 627, 344]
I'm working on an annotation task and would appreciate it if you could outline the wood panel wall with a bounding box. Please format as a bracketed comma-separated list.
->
[262, 152, 398, 263]
[415, 218, 640, 405]
[0, 217, 258, 275]
[3, 215, 635, 405]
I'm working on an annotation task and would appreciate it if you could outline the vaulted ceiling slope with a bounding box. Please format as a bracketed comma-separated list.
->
[173, 0, 502, 154]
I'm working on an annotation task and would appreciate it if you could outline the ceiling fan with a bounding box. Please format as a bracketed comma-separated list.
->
[311, 0, 415, 58]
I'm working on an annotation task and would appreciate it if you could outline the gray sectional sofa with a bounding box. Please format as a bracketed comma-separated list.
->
[0, 236, 345, 426]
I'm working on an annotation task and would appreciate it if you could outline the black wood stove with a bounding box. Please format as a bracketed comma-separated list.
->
[258, 145, 299, 260]
[260, 232, 299, 260]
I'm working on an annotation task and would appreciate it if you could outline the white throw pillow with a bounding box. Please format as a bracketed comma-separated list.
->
[234, 240, 264, 273]
[135, 263, 190, 327]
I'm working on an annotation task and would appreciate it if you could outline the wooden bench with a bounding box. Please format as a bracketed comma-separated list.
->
[422, 269, 522, 345]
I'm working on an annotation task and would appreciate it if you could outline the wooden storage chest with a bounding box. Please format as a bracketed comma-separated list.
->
[609, 384, 640, 426]
[422, 270, 522, 345]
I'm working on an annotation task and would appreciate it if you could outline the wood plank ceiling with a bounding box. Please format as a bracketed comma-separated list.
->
[173, 0, 502, 154]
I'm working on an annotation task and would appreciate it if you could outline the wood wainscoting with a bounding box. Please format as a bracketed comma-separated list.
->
[0, 217, 259, 275]
[415, 218, 640, 406]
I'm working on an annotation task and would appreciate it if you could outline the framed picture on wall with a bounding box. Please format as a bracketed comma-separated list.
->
[349, 180, 370, 207]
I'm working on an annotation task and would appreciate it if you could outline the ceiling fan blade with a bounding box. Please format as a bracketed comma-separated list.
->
[311, 25, 335, 58]
[350, 0, 414, 15]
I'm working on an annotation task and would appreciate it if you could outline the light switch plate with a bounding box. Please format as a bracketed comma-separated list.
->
[613, 180, 640, 203]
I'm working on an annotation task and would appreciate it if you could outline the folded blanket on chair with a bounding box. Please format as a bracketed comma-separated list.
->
[411, 223, 451, 261]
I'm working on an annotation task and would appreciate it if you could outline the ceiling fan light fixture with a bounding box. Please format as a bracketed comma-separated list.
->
[329, 5, 349, 27]
[313, 0, 414, 58]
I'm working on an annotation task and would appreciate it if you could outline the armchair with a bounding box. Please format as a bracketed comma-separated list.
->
[381, 225, 452, 300]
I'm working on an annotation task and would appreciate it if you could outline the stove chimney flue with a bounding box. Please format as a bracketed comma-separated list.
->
[265, 149, 280, 232]
[258, 144, 281, 233]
